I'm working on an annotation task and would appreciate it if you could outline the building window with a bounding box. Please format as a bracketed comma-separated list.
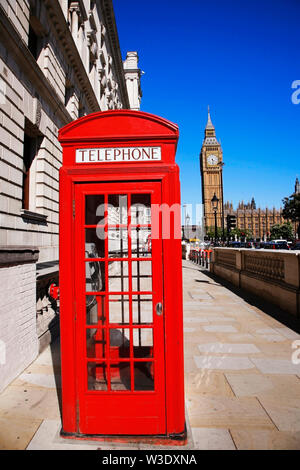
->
[28, 9, 44, 61]
[65, 79, 73, 107]
[22, 123, 42, 210]
[22, 134, 32, 210]
[78, 101, 85, 118]
[28, 24, 39, 59]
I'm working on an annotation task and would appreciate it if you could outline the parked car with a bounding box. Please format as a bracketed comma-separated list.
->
[254, 242, 265, 249]
[277, 241, 290, 250]
[228, 241, 241, 248]
[263, 242, 273, 249]
[291, 242, 300, 250]
[240, 241, 254, 249]
[264, 240, 290, 250]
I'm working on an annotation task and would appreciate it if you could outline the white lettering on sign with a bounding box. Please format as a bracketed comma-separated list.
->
[76, 147, 162, 163]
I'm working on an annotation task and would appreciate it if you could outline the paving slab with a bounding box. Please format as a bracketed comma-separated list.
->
[202, 325, 238, 333]
[230, 428, 300, 450]
[186, 395, 275, 429]
[191, 427, 236, 450]
[185, 371, 235, 398]
[225, 373, 300, 399]
[257, 398, 300, 432]
[250, 358, 300, 375]
[1, 259, 299, 450]
[0, 415, 42, 450]
[194, 355, 256, 371]
[197, 342, 261, 354]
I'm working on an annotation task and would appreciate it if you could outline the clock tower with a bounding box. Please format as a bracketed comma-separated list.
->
[200, 107, 224, 234]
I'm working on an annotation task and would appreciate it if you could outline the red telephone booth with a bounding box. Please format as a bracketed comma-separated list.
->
[58, 110, 185, 443]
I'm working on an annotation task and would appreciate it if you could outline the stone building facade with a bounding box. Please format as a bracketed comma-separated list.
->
[0, 0, 142, 392]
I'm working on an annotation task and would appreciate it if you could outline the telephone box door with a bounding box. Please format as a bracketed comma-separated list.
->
[74, 181, 166, 435]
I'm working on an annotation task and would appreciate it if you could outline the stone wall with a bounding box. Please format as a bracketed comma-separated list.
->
[0, 0, 133, 263]
[210, 248, 300, 317]
[0, 0, 141, 391]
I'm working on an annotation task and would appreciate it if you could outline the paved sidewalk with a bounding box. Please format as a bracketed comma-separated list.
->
[0, 260, 300, 450]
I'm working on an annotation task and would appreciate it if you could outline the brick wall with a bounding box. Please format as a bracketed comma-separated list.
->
[0, 248, 39, 393]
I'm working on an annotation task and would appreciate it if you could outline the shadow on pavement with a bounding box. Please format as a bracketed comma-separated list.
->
[48, 316, 63, 421]
[197, 267, 300, 334]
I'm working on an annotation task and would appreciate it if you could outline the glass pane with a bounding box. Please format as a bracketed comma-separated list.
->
[86, 295, 106, 325]
[85, 228, 105, 259]
[108, 227, 128, 258]
[109, 328, 130, 358]
[132, 261, 152, 292]
[87, 362, 108, 391]
[86, 261, 105, 292]
[131, 227, 151, 258]
[110, 362, 131, 391]
[134, 362, 154, 391]
[86, 328, 107, 359]
[109, 295, 129, 324]
[131, 194, 151, 225]
[133, 328, 153, 358]
[132, 295, 153, 324]
[108, 261, 129, 292]
[85, 195, 105, 225]
[108, 194, 127, 225]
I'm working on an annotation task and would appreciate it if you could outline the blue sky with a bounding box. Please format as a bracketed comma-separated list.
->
[114, 0, 300, 222]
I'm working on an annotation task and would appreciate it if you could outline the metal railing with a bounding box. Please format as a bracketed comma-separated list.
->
[189, 248, 212, 269]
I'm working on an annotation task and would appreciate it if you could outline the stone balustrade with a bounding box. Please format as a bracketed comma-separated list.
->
[210, 248, 300, 317]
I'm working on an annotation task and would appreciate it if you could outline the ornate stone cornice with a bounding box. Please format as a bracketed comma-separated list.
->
[100, 0, 130, 109]
[0, 246, 39, 266]
[43, 0, 100, 113]
[0, 5, 72, 126]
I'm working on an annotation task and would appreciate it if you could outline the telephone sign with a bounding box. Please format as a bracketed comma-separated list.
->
[76, 146, 162, 163]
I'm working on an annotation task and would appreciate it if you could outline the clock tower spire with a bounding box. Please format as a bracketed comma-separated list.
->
[205, 105, 214, 132]
[200, 107, 224, 237]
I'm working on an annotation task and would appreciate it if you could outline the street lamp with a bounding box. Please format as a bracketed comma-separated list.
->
[211, 193, 219, 243]
[186, 213, 190, 241]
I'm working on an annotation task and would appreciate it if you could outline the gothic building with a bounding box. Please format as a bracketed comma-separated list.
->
[224, 199, 284, 240]
[0, 0, 142, 392]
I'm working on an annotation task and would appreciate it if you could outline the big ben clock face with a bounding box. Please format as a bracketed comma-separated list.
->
[207, 154, 218, 165]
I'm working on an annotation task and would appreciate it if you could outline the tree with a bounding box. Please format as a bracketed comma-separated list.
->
[270, 222, 294, 241]
[205, 226, 223, 240]
[282, 193, 300, 238]
[229, 227, 253, 240]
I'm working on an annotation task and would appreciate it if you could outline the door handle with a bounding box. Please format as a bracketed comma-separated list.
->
[156, 302, 163, 316]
